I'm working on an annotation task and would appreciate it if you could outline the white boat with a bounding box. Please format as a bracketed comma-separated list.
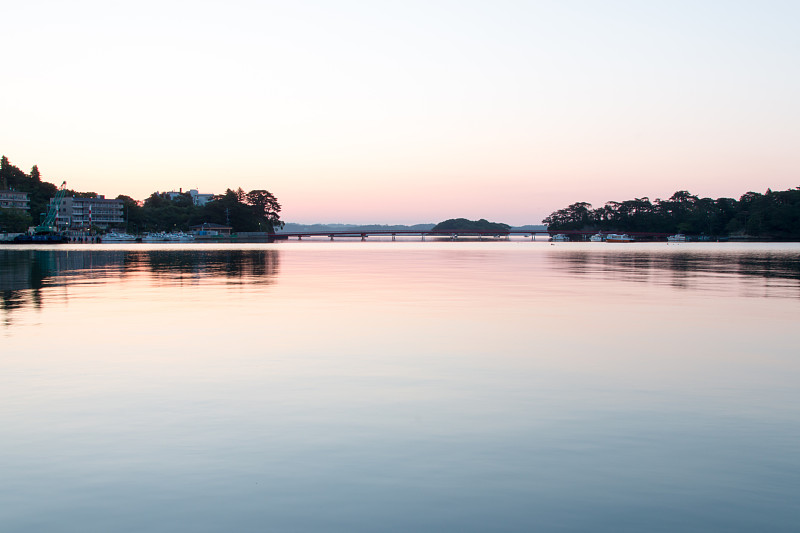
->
[142, 232, 169, 242]
[590, 233, 605, 242]
[165, 232, 194, 242]
[142, 231, 194, 242]
[667, 234, 687, 242]
[606, 233, 633, 243]
[102, 232, 137, 242]
[550, 234, 570, 242]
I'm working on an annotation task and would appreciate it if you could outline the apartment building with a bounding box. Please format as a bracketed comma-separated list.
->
[53, 196, 124, 230]
[0, 190, 30, 211]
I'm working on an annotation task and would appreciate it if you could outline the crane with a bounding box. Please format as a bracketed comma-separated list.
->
[34, 181, 67, 234]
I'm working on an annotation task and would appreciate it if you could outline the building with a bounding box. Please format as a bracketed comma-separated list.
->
[164, 188, 215, 206]
[189, 189, 215, 206]
[53, 196, 125, 230]
[0, 190, 30, 211]
[190, 223, 232, 236]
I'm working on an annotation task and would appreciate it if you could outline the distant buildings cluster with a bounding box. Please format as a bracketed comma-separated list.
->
[163, 188, 215, 206]
[0, 187, 216, 231]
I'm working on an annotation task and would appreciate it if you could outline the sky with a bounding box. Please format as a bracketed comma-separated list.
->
[2, 0, 798, 225]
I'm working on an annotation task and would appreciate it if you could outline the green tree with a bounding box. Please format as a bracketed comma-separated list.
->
[0, 208, 33, 233]
[116, 195, 144, 233]
[196, 189, 256, 231]
[245, 189, 283, 232]
[542, 202, 594, 230]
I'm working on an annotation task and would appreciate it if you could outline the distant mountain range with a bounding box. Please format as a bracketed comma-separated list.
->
[509, 225, 548, 231]
[278, 223, 547, 233]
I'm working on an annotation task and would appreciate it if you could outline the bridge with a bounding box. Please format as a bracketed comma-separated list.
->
[275, 230, 673, 241]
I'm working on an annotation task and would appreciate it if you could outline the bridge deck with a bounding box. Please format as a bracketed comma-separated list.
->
[275, 230, 673, 240]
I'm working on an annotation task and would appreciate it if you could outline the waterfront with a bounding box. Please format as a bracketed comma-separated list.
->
[2, 243, 799, 532]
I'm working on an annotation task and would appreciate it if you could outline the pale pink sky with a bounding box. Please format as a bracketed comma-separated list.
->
[2, 1, 798, 225]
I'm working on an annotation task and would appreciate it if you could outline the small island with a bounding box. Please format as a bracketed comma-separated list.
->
[431, 218, 510, 234]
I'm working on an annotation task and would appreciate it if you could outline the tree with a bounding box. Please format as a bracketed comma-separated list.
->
[143, 192, 170, 208]
[0, 155, 28, 190]
[116, 195, 144, 232]
[542, 202, 593, 230]
[245, 189, 283, 232]
[30, 165, 41, 182]
[0, 208, 33, 233]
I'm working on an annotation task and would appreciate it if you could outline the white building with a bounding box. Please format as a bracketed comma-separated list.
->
[189, 189, 215, 206]
[164, 188, 215, 206]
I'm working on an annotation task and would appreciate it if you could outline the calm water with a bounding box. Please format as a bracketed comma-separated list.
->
[2, 242, 799, 532]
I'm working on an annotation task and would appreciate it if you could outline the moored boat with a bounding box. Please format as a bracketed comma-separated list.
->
[550, 234, 570, 242]
[141, 232, 169, 242]
[165, 231, 194, 242]
[12, 233, 70, 244]
[142, 231, 194, 242]
[606, 233, 633, 243]
[667, 234, 687, 242]
[590, 233, 605, 242]
[102, 231, 137, 242]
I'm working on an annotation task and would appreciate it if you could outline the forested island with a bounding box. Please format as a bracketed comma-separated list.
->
[1, 156, 283, 234]
[431, 218, 511, 233]
[543, 189, 800, 240]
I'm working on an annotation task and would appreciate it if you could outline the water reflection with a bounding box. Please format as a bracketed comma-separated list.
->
[125, 249, 280, 282]
[2, 244, 799, 531]
[0, 249, 280, 324]
[551, 248, 800, 298]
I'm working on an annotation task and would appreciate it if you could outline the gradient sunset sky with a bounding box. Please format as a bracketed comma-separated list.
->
[2, 0, 798, 225]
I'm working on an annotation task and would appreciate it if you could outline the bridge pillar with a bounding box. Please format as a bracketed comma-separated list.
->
[330, 234, 334, 241]
[422, 234, 425, 241]
[361, 234, 366, 241]
[392, 233, 396, 241]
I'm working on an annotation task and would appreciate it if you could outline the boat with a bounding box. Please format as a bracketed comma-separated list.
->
[12, 233, 70, 244]
[142, 231, 194, 242]
[165, 231, 194, 242]
[550, 234, 570, 242]
[102, 232, 137, 242]
[142, 232, 165, 242]
[667, 234, 687, 242]
[605, 233, 633, 243]
[590, 233, 605, 242]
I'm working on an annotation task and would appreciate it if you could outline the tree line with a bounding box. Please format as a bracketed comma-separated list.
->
[543, 188, 800, 239]
[1, 156, 283, 234]
[123, 188, 283, 234]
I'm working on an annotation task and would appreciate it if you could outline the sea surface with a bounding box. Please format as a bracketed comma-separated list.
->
[2, 242, 799, 532]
